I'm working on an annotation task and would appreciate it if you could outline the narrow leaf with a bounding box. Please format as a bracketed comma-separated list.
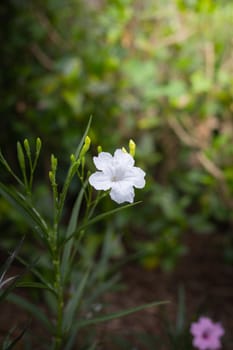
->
[7, 294, 53, 331]
[61, 180, 88, 280]
[63, 267, 91, 332]
[15, 255, 55, 295]
[77, 300, 169, 328]
[0, 277, 22, 303]
[80, 201, 141, 231]
[16, 281, 55, 294]
[66, 180, 89, 238]
[17, 142, 28, 187]
[0, 149, 23, 186]
[64, 201, 141, 244]
[0, 239, 23, 284]
[3, 322, 30, 350]
[75, 116, 92, 159]
[176, 285, 186, 334]
[0, 183, 48, 241]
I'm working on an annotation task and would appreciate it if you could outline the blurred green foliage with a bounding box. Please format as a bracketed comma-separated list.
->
[1, 0, 233, 269]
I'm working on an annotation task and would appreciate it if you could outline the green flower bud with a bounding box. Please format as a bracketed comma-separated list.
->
[129, 139, 136, 157]
[84, 136, 91, 152]
[51, 154, 58, 173]
[49, 171, 54, 183]
[36, 138, 42, 155]
[70, 154, 76, 163]
[80, 135, 91, 158]
[17, 142, 26, 171]
[23, 139, 31, 159]
[97, 145, 102, 154]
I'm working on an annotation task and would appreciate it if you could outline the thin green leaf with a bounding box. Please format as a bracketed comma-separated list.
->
[0, 239, 23, 284]
[0, 149, 23, 186]
[7, 294, 53, 331]
[15, 255, 56, 296]
[56, 117, 92, 223]
[80, 201, 141, 230]
[0, 240, 26, 303]
[0, 183, 48, 241]
[86, 342, 97, 350]
[16, 281, 55, 294]
[91, 227, 115, 280]
[84, 274, 119, 307]
[77, 300, 169, 328]
[0, 276, 18, 289]
[3, 322, 30, 350]
[61, 180, 88, 280]
[0, 278, 21, 303]
[67, 180, 89, 238]
[17, 141, 28, 189]
[33, 138, 42, 173]
[176, 285, 186, 334]
[63, 267, 91, 332]
[64, 201, 141, 244]
[75, 116, 92, 158]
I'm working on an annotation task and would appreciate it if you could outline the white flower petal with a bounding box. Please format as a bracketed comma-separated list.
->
[89, 172, 112, 190]
[89, 147, 146, 204]
[93, 152, 113, 171]
[110, 182, 135, 204]
[114, 149, 135, 168]
[125, 167, 146, 188]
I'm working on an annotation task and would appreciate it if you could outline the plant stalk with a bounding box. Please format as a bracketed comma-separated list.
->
[53, 247, 64, 350]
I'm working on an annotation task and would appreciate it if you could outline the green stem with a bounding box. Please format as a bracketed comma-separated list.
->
[53, 247, 64, 350]
[50, 217, 64, 349]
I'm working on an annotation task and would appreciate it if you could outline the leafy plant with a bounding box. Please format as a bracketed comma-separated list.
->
[0, 121, 167, 349]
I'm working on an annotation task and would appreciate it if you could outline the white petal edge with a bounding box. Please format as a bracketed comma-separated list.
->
[89, 172, 112, 190]
[110, 182, 135, 204]
[124, 167, 146, 188]
[113, 149, 135, 168]
[93, 152, 113, 171]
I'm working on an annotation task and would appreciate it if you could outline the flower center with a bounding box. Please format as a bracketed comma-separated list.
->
[111, 166, 125, 182]
[202, 329, 211, 339]
[111, 175, 118, 182]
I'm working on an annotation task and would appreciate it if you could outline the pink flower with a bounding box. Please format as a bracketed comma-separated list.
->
[190, 316, 225, 350]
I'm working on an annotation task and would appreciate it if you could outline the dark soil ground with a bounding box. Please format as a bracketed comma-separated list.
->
[97, 233, 233, 349]
[0, 233, 232, 349]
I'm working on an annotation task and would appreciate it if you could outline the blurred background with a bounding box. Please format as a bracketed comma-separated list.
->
[1, 0, 233, 268]
[0, 0, 233, 347]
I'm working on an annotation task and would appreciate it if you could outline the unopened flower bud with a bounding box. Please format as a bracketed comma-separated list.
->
[36, 138, 42, 155]
[23, 139, 31, 158]
[49, 171, 53, 183]
[97, 145, 102, 154]
[51, 154, 57, 173]
[80, 136, 91, 158]
[129, 139, 136, 157]
[70, 154, 76, 163]
[17, 142, 26, 170]
[84, 136, 91, 152]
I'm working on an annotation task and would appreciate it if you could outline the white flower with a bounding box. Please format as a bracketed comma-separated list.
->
[89, 149, 146, 204]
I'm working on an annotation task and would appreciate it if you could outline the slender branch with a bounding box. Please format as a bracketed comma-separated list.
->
[203, 41, 215, 81]
[35, 11, 65, 46]
[30, 44, 54, 71]
[167, 117, 233, 211]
